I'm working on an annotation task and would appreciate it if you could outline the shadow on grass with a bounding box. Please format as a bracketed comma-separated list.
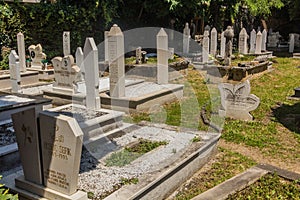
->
[271, 102, 300, 134]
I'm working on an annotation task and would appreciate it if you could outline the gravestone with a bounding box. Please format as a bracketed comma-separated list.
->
[17, 32, 26, 72]
[83, 38, 101, 110]
[157, 28, 168, 84]
[183, 23, 190, 54]
[104, 31, 109, 64]
[224, 26, 234, 66]
[170, 19, 175, 41]
[52, 55, 81, 94]
[9, 50, 21, 93]
[289, 34, 295, 53]
[108, 24, 125, 98]
[250, 29, 256, 53]
[169, 47, 174, 59]
[63, 31, 71, 56]
[255, 31, 262, 54]
[261, 29, 267, 52]
[218, 80, 260, 121]
[238, 28, 248, 54]
[202, 30, 210, 63]
[204, 25, 210, 32]
[220, 31, 226, 59]
[76, 47, 85, 80]
[210, 27, 217, 56]
[28, 44, 46, 70]
[268, 32, 280, 47]
[136, 47, 142, 64]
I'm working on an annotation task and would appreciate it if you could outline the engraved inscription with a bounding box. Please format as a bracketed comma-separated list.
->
[44, 169, 69, 189]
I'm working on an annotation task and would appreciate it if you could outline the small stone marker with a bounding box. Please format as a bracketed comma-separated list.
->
[219, 80, 260, 121]
[84, 38, 101, 110]
[104, 31, 109, 64]
[108, 24, 125, 98]
[183, 23, 190, 54]
[289, 34, 295, 53]
[238, 28, 248, 54]
[156, 28, 169, 84]
[169, 47, 174, 59]
[220, 31, 225, 58]
[224, 26, 234, 66]
[17, 32, 26, 72]
[9, 50, 21, 93]
[202, 30, 210, 63]
[255, 31, 262, 54]
[136, 47, 142, 64]
[28, 44, 46, 70]
[12, 108, 43, 184]
[210, 27, 217, 56]
[261, 29, 267, 52]
[76, 47, 85, 80]
[250, 29, 256, 53]
[63, 31, 71, 56]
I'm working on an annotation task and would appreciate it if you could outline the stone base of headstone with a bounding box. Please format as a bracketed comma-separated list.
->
[52, 86, 75, 95]
[293, 53, 300, 59]
[247, 51, 273, 57]
[219, 109, 254, 121]
[15, 176, 88, 200]
[28, 68, 54, 81]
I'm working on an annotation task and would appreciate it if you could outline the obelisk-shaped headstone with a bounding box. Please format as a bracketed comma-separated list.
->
[104, 31, 109, 64]
[183, 23, 190, 54]
[157, 28, 169, 84]
[202, 30, 210, 63]
[210, 27, 217, 56]
[9, 50, 21, 93]
[84, 38, 100, 109]
[224, 26, 234, 66]
[63, 31, 70, 56]
[220, 31, 226, 58]
[108, 24, 125, 98]
[238, 28, 248, 54]
[76, 47, 85, 80]
[250, 29, 256, 53]
[261, 29, 267, 52]
[17, 32, 26, 72]
[255, 31, 262, 54]
[289, 34, 295, 53]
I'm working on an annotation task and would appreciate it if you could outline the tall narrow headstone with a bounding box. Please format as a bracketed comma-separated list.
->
[238, 28, 248, 54]
[84, 38, 100, 109]
[289, 34, 295, 53]
[220, 31, 226, 59]
[170, 19, 175, 41]
[108, 24, 125, 98]
[104, 31, 109, 64]
[9, 50, 21, 93]
[17, 32, 26, 72]
[255, 31, 262, 54]
[28, 44, 46, 70]
[63, 31, 71, 56]
[136, 47, 142, 64]
[261, 29, 267, 52]
[183, 23, 190, 54]
[157, 28, 168, 84]
[250, 29, 256, 53]
[76, 47, 84, 80]
[224, 26, 234, 66]
[202, 30, 210, 63]
[210, 27, 217, 56]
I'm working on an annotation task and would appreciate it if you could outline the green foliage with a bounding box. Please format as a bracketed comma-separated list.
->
[120, 177, 139, 185]
[0, 176, 18, 200]
[0, 50, 9, 70]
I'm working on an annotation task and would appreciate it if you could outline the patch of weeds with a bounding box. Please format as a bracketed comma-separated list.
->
[227, 173, 300, 200]
[87, 191, 94, 199]
[120, 177, 139, 185]
[191, 136, 201, 142]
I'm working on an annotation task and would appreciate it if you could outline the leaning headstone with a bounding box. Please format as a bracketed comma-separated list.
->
[255, 31, 262, 54]
[261, 29, 267, 52]
[63, 31, 71, 56]
[76, 47, 85, 80]
[238, 28, 248, 54]
[250, 29, 256, 53]
[136, 47, 142, 64]
[289, 33, 295, 53]
[104, 31, 109, 64]
[210, 27, 217, 56]
[17, 32, 26, 72]
[224, 26, 234, 66]
[28, 44, 46, 70]
[218, 80, 260, 121]
[202, 30, 210, 63]
[220, 31, 226, 58]
[157, 28, 168, 84]
[108, 24, 125, 98]
[9, 50, 21, 93]
[84, 38, 101, 109]
[183, 23, 190, 54]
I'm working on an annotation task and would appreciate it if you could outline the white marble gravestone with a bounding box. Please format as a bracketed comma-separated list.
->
[84, 38, 101, 110]
[169, 47, 174, 59]
[17, 32, 26, 72]
[136, 47, 142, 64]
[108, 24, 125, 98]
[9, 50, 21, 93]
[250, 29, 256, 53]
[202, 30, 210, 63]
[261, 29, 267, 52]
[289, 33, 295, 53]
[76, 47, 85, 80]
[219, 80, 260, 121]
[220, 31, 226, 59]
[210, 27, 217, 56]
[63, 31, 71, 56]
[28, 44, 46, 70]
[104, 31, 109, 64]
[51, 55, 81, 94]
[255, 31, 262, 54]
[183, 23, 190, 54]
[157, 28, 169, 84]
[238, 28, 248, 54]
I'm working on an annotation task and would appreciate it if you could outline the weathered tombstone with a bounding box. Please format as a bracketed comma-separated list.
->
[28, 44, 46, 70]
[104, 31, 109, 64]
[250, 29, 256, 53]
[202, 30, 210, 63]
[183, 23, 190, 54]
[218, 80, 260, 121]
[108, 24, 125, 98]
[63, 31, 71, 56]
[224, 26, 234, 66]
[170, 19, 175, 41]
[9, 50, 21, 93]
[255, 31, 262, 54]
[204, 25, 210, 32]
[84, 38, 101, 109]
[238, 28, 248, 54]
[76, 47, 85, 80]
[17, 32, 26, 72]
[136, 47, 142, 64]
[268, 32, 281, 47]
[220, 31, 226, 59]
[289, 33, 295, 53]
[169, 47, 175, 59]
[157, 28, 168, 84]
[51, 55, 81, 94]
[210, 27, 217, 56]
[261, 29, 267, 52]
